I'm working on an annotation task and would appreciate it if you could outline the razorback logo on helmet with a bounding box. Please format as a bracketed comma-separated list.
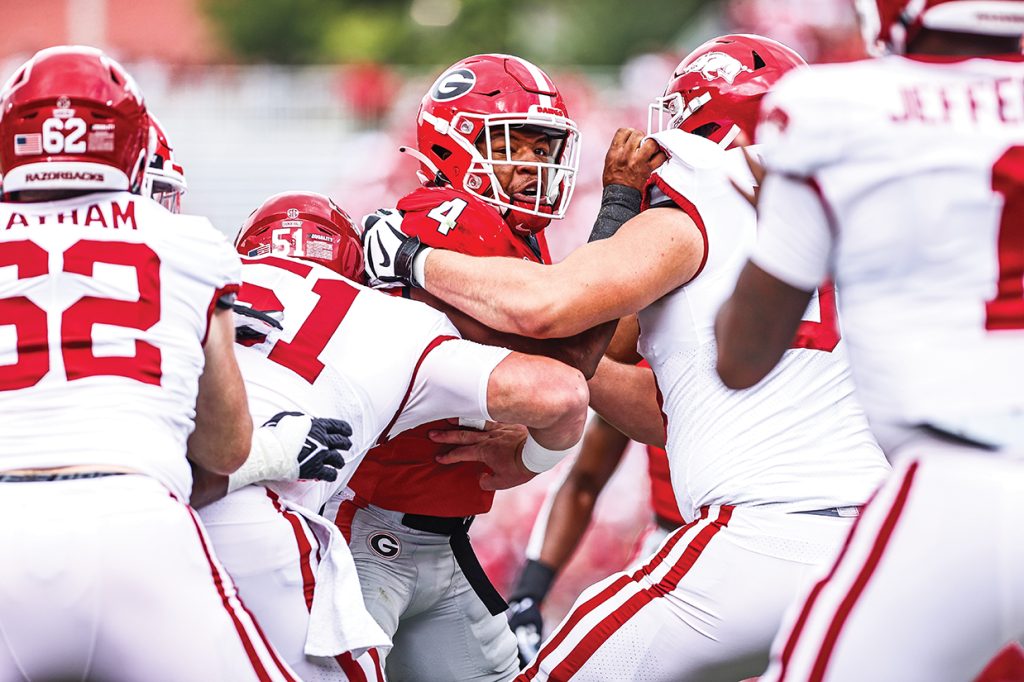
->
[684, 52, 753, 84]
[430, 68, 476, 102]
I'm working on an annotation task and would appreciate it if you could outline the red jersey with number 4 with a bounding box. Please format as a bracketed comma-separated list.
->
[753, 56, 1024, 452]
[234, 254, 510, 513]
[0, 192, 240, 498]
[349, 186, 549, 517]
[638, 130, 889, 522]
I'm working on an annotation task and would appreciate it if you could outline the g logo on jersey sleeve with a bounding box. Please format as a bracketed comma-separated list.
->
[430, 69, 476, 102]
[368, 532, 402, 559]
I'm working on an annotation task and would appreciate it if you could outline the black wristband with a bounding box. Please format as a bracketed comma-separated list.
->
[394, 236, 425, 287]
[510, 558, 557, 603]
[588, 184, 643, 243]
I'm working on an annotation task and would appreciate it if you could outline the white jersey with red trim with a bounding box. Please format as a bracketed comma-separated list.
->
[235, 255, 510, 512]
[639, 130, 888, 522]
[0, 192, 239, 498]
[754, 56, 1024, 452]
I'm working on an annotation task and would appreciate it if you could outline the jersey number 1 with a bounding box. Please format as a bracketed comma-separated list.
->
[987, 147, 1024, 331]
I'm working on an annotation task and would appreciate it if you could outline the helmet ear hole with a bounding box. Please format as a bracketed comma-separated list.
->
[690, 122, 722, 139]
[431, 144, 453, 161]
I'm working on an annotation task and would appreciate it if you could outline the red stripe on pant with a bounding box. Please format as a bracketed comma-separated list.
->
[333, 498, 362, 543]
[336, 652, 368, 682]
[520, 506, 732, 681]
[178, 496, 298, 682]
[267, 489, 318, 611]
[776, 461, 919, 682]
[519, 507, 711, 680]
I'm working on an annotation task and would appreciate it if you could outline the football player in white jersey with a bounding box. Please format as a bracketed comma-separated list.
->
[362, 34, 890, 681]
[195, 191, 590, 681]
[0, 46, 299, 681]
[715, 2, 1024, 680]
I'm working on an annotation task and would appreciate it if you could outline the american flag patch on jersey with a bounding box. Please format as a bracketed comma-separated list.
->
[14, 133, 42, 156]
[247, 243, 271, 257]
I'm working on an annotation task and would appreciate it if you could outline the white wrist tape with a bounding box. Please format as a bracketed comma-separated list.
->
[411, 247, 433, 288]
[521, 434, 573, 474]
[227, 414, 308, 493]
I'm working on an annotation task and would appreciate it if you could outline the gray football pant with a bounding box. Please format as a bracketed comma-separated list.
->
[342, 502, 519, 682]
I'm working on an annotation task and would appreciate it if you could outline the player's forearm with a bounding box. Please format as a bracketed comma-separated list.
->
[537, 480, 601, 570]
[423, 249, 577, 338]
[188, 310, 253, 474]
[589, 357, 666, 447]
[188, 461, 229, 509]
[715, 262, 812, 389]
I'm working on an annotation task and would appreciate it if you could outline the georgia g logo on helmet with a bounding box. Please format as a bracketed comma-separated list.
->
[684, 52, 753, 84]
[430, 68, 477, 102]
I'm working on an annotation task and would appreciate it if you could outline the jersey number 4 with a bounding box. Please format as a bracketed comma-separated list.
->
[0, 239, 161, 390]
[987, 147, 1024, 331]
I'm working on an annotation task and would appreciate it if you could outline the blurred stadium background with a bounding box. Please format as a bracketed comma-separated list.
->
[0, 0, 864, 626]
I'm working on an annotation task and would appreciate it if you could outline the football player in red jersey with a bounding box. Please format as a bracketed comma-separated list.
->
[363, 37, 897, 681]
[0, 46, 300, 681]
[334, 53, 660, 682]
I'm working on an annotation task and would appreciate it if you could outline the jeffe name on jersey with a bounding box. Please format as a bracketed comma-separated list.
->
[891, 73, 1024, 127]
[3, 200, 137, 231]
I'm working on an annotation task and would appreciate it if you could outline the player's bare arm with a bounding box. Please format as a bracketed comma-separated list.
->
[588, 356, 666, 447]
[187, 307, 252, 475]
[715, 261, 814, 389]
[409, 288, 616, 379]
[416, 207, 703, 338]
[538, 415, 630, 570]
[433, 352, 588, 490]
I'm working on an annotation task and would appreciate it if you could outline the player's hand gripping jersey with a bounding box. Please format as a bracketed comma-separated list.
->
[0, 192, 239, 497]
[753, 57, 1024, 451]
[639, 129, 888, 521]
[350, 186, 549, 517]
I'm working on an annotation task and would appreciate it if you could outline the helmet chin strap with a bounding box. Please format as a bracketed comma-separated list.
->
[399, 145, 444, 185]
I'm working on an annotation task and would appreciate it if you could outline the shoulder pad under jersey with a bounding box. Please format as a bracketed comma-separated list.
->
[396, 186, 537, 260]
[644, 130, 753, 209]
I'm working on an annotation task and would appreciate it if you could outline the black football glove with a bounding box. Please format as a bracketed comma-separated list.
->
[361, 208, 430, 288]
[507, 559, 557, 668]
[263, 411, 353, 482]
[233, 302, 284, 343]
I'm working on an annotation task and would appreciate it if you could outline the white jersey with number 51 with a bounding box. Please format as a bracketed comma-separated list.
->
[754, 56, 1024, 451]
[640, 130, 888, 522]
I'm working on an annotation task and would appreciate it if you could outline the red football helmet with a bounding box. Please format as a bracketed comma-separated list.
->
[0, 45, 150, 196]
[410, 53, 580, 234]
[855, 0, 1024, 55]
[235, 191, 365, 284]
[648, 34, 806, 149]
[142, 114, 187, 213]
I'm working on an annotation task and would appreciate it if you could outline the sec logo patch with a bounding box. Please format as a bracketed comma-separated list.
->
[368, 532, 401, 560]
[430, 68, 476, 102]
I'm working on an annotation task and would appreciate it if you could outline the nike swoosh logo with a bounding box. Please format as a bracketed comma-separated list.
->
[375, 233, 391, 268]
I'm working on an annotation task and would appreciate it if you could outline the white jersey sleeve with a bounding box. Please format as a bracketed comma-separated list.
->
[751, 172, 833, 292]
[384, 338, 511, 439]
